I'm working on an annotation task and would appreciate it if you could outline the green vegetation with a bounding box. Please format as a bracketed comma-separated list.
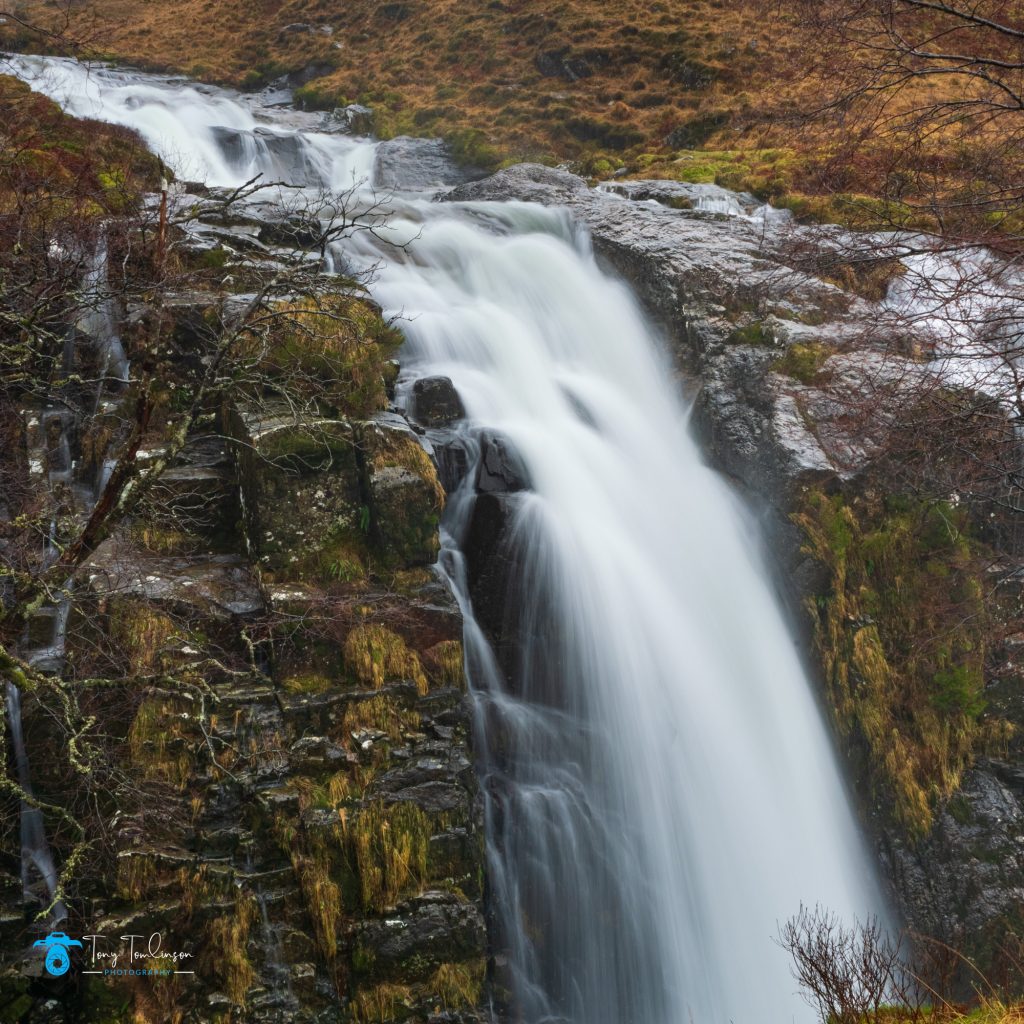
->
[342, 693, 421, 743]
[430, 959, 487, 1010]
[425, 640, 466, 689]
[128, 698, 192, 790]
[795, 491, 1013, 834]
[727, 319, 775, 346]
[205, 892, 258, 1005]
[249, 295, 402, 420]
[350, 982, 414, 1023]
[774, 342, 829, 384]
[0, 74, 161, 215]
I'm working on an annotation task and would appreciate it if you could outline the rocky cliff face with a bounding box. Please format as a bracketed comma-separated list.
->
[447, 165, 1024, 986]
[0, 186, 490, 1024]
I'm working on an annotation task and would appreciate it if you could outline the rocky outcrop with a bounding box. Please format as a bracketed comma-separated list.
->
[444, 166, 864, 508]
[0, 186, 490, 1024]
[883, 761, 1024, 981]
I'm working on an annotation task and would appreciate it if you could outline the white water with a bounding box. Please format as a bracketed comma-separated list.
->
[8, 54, 888, 1022]
[5, 682, 65, 922]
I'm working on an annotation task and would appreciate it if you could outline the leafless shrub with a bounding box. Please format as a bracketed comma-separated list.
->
[778, 905, 927, 1024]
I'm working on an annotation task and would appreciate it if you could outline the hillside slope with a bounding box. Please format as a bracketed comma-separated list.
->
[3, 2, 796, 170]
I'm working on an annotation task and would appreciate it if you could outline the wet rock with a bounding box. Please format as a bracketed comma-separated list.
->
[255, 212, 322, 249]
[693, 346, 839, 506]
[228, 404, 363, 577]
[353, 892, 486, 981]
[882, 762, 1024, 992]
[411, 376, 465, 428]
[373, 137, 482, 192]
[289, 735, 352, 773]
[210, 126, 326, 189]
[338, 103, 374, 136]
[461, 491, 522, 677]
[140, 456, 241, 553]
[444, 165, 853, 365]
[429, 434, 472, 495]
[126, 292, 221, 354]
[602, 179, 762, 217]
[83, 548, 263, 618]
[367, 744, 476, 815]
[475, 431, 530, 493]
[445, 163, 586, 204]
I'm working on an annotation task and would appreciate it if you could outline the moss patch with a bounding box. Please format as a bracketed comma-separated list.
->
[424, 640, 465, 689]
[204, 891, 258, 1005]
[108, 602, 178, 674]
[796, 490, 1012, 835]
[128, 698, 191, 790]
[243, 295, 401, 420]
[774, 341, 829, 384]
[350, 982, 414, 1023]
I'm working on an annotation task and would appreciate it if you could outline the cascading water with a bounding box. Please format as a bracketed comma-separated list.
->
[363, 210, 885, 1024]
[5, 683, 64, 922]
[8, 54, 889, 1022]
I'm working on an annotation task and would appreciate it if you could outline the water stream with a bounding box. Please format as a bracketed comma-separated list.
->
[6, 53, 889, 1022]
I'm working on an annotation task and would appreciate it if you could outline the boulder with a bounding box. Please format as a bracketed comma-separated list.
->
[228, 403, 363, 577]
[360, 418, 445, 567]
[535, 48, 593, 81]
[338, 103, 374, 136]
[882, 761, 1024, 993]
[475, 431, 530, 493]
[411, 376, 465, 427]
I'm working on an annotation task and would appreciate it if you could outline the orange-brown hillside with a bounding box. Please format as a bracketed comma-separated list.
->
[3, 1, 785, 164]
[3, 0, 1014, 233]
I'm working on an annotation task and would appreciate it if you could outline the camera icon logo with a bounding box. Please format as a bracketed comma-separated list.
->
[32, 932, 82, 977]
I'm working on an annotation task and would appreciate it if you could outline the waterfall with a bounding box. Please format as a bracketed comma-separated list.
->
[361, 209, 885, 1024]
[78, 228, 130, 386]
[5, 683, 65, 922]
[9, 55, 889, 1022]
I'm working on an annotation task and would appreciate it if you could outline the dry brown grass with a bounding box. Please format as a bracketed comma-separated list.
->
[3, 1, 1010, 224]
[3, 0, 770, 162]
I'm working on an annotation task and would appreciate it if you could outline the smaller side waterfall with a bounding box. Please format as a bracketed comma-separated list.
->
[4, 216, 136, 923]
[78, 229, 129, 386]
[5, 684, 65, 922]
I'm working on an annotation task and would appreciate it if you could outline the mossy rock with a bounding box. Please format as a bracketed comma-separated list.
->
[774, 341, 829, 383]
[244, 295, 401, 420]
[344, 624, 429, 694]
[727, 319, 775, 346]
[229, 407, 365, 578]
[795, 490, 1001, 835]
[359, 422, 445, 569]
